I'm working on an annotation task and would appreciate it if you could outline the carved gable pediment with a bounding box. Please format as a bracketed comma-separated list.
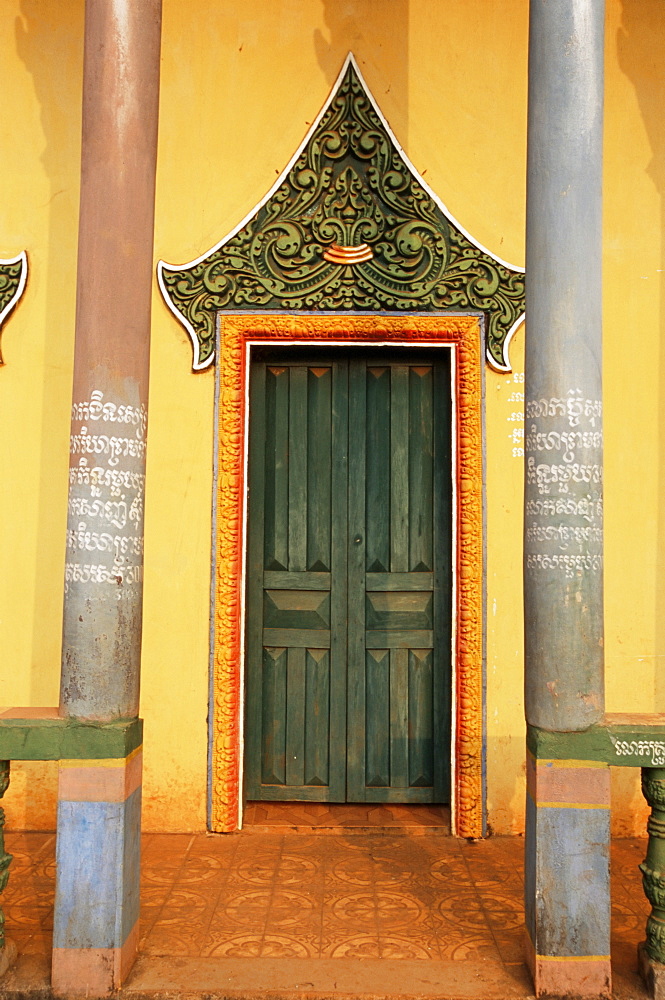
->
[158, 56, 524, 372]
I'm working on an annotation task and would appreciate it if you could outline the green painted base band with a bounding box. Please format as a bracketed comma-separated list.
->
[528, 719, 665, 768]
[0, 715, 143, 761]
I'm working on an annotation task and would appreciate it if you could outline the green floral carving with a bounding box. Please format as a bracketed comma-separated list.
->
[0, 762, 12, 949]
[0, 253, 28, 365]
[642, 768, 665, 963]
[159, 61, 524, 371]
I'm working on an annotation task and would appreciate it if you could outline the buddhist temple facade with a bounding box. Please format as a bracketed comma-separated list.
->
[1, 1, 664, 996]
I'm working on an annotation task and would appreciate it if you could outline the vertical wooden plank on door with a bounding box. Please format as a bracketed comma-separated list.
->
[328, 360, 348, 799]
[346, 357, 367, 798]
[264, 366, 289, 571]
[307, 367, 332, 572]
[303, 364, 335, 791]
[408, 648, 434, 787]
[407, 363, 435, 793]
[390, 647, 409, 787]
[288, 367, 308, 573]
[285, 646, 306, 786]
[261, 646, 287, 785]
[390, 365, 409, 573]
[409, 366, 434, 573]
[366, 367, 391, 573]
[304, 648, 330, 786]
[245, 362, 268, 798]
[365, 649, 390, 786]
[432, 354, 453, 800]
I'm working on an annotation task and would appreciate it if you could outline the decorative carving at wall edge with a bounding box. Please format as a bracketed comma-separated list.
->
[0, 252, 28, 365]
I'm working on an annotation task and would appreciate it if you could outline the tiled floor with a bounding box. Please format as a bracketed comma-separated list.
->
[1, 826, 650, 978]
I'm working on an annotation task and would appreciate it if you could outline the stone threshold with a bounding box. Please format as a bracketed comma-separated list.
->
[0, 952, 652, 1000]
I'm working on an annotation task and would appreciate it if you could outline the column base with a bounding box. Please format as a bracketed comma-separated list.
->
[0, 939, 17, 980]
[52, 920, 138, 997]
[638, 941, 665, 999]
[525, 751, 611, 998]
[526, 932, 611, 998]
[51, 747, 142, 997]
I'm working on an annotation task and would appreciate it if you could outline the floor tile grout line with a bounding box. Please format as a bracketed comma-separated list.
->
[456, 841, 508, 965]
[139, 834, 196, 942]
[191, 859, 235, 958]
[259, 833, 284, 956]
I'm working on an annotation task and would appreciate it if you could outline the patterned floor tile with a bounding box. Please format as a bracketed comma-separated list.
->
[491, 927, 526, 963]
[175, 856, 230, 886]
[269, 889, 322, 926]
[204, 934, 263, 958]
[140, 834, 193, 866]
[432, 909, 488, 933]
[9, 929, 52, 955]
[483, 907, 524, 931]
[379, 934, 439, 959]
[4, 905, 53, 930]
[0, 830, 655, 975]
[320, 933, 382, 959]
[375, 891, 429, 928]
[436, 928, 502, 961]
[261, 933, 319, 958]
[276, 853, 324, 886]
[212, 888, 273, 926]
[138, 907, 164, 945]
[141, 926, 205, 957]
[324, 889, 377, 925]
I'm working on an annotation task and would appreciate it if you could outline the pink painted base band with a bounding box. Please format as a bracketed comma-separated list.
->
[58, 749, 142, 803]
[52, 918, 139, 995]
[526, 753, 610, 805]
[525, 930, 611, 998]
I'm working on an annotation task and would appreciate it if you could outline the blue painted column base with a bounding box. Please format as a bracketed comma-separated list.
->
[51, 747, 142, 996]
[525, 750, 611, 997]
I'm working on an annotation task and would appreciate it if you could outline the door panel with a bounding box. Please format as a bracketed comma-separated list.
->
[245, 360, 348, 800]
[246, 349, 451, 804]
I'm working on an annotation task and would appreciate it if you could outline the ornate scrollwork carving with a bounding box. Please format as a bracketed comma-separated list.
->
[211, 315, 483, 838]
[641, 767, 665, 963]
[159, 60, 524, 373]
[0, 252, 28, 365]
[0, 762, 12, 949]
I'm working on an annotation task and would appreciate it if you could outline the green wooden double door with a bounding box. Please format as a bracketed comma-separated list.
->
[245, 348, 452, 803]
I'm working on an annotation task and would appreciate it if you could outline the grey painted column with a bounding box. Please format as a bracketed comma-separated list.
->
[53, 3, 161, 992]
[524, 4, 610, 996]
[524, 0, 605, 733]
[60, 0, 162, 721]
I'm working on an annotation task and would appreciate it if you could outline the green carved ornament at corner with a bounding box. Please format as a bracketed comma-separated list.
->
[641, 768, 665, 963]
[159, 59, 525, 372]
[0, 251, 28, 365]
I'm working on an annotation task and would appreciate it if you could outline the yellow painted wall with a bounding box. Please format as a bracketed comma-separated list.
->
[0, 0, 662, 837]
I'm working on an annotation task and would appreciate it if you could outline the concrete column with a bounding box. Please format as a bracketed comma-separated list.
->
[60, 0, 162, 723]
[524, 2, 610, 996]
[524, 0, 605, 733]
[53, 2, 161, 994]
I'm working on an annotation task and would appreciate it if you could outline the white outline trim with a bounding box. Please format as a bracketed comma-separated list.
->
[0, 251, 28, 347]
[157, 54, 524, 373]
